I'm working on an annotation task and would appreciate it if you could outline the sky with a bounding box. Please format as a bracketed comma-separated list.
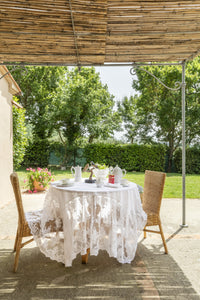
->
[95, 66, 135, 101]
[94, 66, 136, 140]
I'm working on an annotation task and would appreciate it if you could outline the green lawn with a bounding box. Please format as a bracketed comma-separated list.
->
[17, 169, 200, 199]
[126, 172, 200, 199]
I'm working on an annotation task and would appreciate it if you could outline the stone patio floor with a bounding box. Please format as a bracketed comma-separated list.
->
[0, 192, 200, 299]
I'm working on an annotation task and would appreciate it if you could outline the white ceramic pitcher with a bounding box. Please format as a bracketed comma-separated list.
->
[71, 165, 82, 182]
[109, 165, 126, 184]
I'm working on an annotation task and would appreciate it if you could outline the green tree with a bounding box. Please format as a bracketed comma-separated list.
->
[9, 66, 68, 166]
[13, 97, 27, 170]
[118, 58, 200, 172]
[117, 95, 138, 143]
[52, 67, 121, 165]
[9, 66, 68, 140]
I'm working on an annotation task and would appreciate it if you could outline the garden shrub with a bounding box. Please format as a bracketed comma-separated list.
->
[174, 147, 200, 174]
[13, 97, 27, 170]
[84, 143, 166, 172]
[23, 138, 50, 168]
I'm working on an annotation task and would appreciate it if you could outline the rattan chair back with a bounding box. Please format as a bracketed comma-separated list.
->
[10, 172, 36, 272]
[142, 170, 168, 254]
[143, 170, 166, 215]
[10, 172, 26, 225]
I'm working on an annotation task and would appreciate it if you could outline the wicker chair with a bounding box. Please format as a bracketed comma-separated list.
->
[10, 172, 63, 272]
[142, 170, 168, 254]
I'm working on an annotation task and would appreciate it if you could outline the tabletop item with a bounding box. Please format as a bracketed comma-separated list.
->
[27, 181, 147, 267]
[56, 180, 74, 187]
[83, 162, 97, 183]
[71, 165, 82, 182]
[121, 178, 129, 187]
[60, 178, 70, 185]
[104, 182, 121, 188]
[93, 167, 109, 187]
[109, 165, 126, 184]
[108, 174, 115, 184]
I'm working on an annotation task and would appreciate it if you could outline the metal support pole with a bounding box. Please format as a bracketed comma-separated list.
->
[181, 61, 188, 227]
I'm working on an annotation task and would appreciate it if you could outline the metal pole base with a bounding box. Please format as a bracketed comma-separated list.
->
[180, 224, 188, 228]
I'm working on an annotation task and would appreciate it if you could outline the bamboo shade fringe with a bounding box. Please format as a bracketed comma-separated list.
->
[1, 0, 200, 64]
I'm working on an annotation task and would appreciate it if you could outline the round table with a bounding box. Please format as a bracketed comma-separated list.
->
[27, 180, 147, 267]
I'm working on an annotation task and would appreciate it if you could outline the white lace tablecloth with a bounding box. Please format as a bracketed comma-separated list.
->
[26, 181, 147, 267]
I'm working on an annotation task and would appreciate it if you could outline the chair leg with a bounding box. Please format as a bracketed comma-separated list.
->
[13, 236, 22, 272]
[158, 222, 168, 254]
[143, 227, 147, 238]
[82, 248, 90, 264]
[13, 230, 19, 252]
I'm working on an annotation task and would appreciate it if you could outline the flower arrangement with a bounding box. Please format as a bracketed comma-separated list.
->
[25, 167, 54, 193]
[93, 164, 109, 179]
[95, 163, 108, 169]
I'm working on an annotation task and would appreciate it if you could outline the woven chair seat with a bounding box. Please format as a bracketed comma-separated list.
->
[25, 209, 43, 236]
[10, 172, 64, 272]
[25, 209, 63, 235]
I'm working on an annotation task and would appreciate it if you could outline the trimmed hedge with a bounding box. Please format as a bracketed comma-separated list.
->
[174, 147, 200, 174]
[84, 143, 166, 172]
[22, 139, 50, 168]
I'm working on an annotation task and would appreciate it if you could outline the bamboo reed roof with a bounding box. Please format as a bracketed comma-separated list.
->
[1, 0, 200, 66]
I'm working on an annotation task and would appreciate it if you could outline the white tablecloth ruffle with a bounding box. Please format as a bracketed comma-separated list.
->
[26, 181, 147, 267]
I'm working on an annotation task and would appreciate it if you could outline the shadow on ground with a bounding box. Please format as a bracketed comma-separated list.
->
[0, 242, 199, 300]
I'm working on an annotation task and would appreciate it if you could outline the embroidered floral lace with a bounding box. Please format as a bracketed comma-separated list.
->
[26, 182, 147, 267]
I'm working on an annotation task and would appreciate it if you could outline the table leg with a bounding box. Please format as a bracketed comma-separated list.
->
[81, 248, 90, 264]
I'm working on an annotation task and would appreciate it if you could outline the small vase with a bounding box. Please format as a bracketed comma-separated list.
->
[33, 180, 45, 191]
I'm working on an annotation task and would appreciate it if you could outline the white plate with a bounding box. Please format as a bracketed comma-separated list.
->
[104, 183, 121, 188]
[56, 182, 74, 187]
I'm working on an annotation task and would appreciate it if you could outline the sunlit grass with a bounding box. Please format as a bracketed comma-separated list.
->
[17, 168, 200, 199]
[126, 172, 200, 199]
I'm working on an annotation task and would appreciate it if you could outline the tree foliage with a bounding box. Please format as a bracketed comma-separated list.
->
[9, 66, 68, 140]
[9, 66, 68, 165]
[118, 58, 200, 171]
[174, 146, 200, 174]
[52, 67, 121, 164]
[13, 97, 27, 170]
[117, 95, 138, 143]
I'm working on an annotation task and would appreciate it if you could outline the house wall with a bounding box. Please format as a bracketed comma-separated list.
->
[0, 75, 14, 208]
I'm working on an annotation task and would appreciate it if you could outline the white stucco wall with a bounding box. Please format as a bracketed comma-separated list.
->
[0, 75, 14, 207]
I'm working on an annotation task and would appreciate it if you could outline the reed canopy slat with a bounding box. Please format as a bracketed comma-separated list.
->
[1, 0, 200, 65]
